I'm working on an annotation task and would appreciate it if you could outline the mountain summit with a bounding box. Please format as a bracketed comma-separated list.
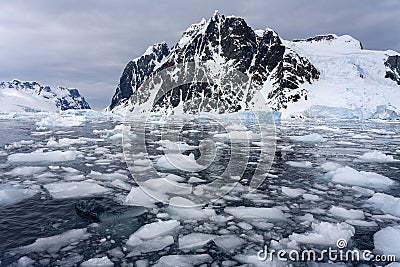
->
[108, 12, 400, 119]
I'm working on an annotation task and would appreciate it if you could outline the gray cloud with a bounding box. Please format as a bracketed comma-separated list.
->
[0, 0, 399, 108]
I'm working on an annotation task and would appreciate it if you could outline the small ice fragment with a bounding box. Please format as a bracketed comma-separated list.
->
[329, 206, 365, 220]
[129, 220, 180, 240]
[179, 233, 215, 250]
[356, 150, 397, 162]
[281, 187, 305, 198]
[81, 256, 114, 267]
[290, 133, 326, 143]
[286, 161, 313, 168]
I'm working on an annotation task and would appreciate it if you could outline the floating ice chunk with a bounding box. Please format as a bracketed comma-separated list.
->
[153, 254, 212, 267]
[286, 161, 313, 168]
[356, 150, 397, 162]
[143, 179, 192, 195]
[368, 193, 400, 218]
[179, 233, 215, 250]
[224, 207, 286, 221]
[5, 140, 35, 150]
[327, 166, 395, 188]
[157, 140, 198, 152]
[311, 125, 341, 132]
[109, 179, 131, 191]
[188, 177, 206, 183]
[36, 114, 86, 128]
[155, 153, 204, 171]
[320, 162, 343, 172]
[167, 205, 216, 220]
[226, 124, 247, 131]
[81, 256, 114, 267]
[16, 228, 90, 254]
[329, 206, 365, 220]
[351, 134, 371, 139]
[213, 235, 245, 251]
[125, 187, 168, 208]
[5, 166, 46, 176]
[129, 220, 180, 240]
[135, 259, 149, 267]
[345, 220, 378, 227]
[169, 197, 196, 207]
[373, 226, 400, 259]
[17, 256, 35, 267]
[88, 171, 129, 182]
[127, 235, 174, 256]
[281, 187, 306, 198]
[44, 182, 110, 199]
[290, 133, 326, 143]
[289, 222, 355, 246]
[47, 137, 87, 147]
[302, 193, 321, 201]
[0, 186, 38, 206]
[8, 150, 80, 163]
[351, 186, 374, 197]
[214, 130, 260, 140]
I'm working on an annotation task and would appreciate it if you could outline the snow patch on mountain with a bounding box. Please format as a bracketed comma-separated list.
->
[283, 35, 400, 119]
[0, 80, 90, 113]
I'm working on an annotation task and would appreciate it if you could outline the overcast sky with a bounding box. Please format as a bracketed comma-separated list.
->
[1, 0, 399, 108]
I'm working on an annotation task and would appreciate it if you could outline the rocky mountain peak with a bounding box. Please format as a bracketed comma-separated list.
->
[108, 12, 320, 113]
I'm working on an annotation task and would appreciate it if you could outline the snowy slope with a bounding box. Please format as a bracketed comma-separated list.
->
[282, 34, 400, 119]
[0, 80, 91, 113]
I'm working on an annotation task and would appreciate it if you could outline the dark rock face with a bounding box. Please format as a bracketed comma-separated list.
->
[58, 88, 91, 110]
[293, 34, 336, 43]
[108, 12, 319, 113]
[109, 42, 169, 110]
[385, 55, 400, 85]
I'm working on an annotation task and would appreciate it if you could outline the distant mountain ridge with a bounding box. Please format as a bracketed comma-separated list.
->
[0, 80, 90, 113]
[108, 11, 400, 119]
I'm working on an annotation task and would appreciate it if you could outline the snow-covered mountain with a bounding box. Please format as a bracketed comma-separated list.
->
[108, 12, 400, 119]
[0, 80, 91, 113]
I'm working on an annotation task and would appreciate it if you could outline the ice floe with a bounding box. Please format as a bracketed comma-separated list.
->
[290, 133, 326, 143]
[155, 153, 204, 171]
[289, 222, 355, 246]
[81, 256, 114, 267]
[281, 187, 306, 198]
[368, 193, 400, 218]
[328, 206, 365, 220]
[224, 207, 286, 221]
[8, 150, 81, 163]
[16, 228, 90, 254]
[153, 254, 212, 267]
[128, 220, 180, 240]
[326, 166, 395, 188]
[373, 226, 400, 259]
[0, 186, 38, 206]
[5, 166, 47, 176]
[356, 150, 397, 162]
[286, 161, 313, 168]
[44, 182, 110, 199]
